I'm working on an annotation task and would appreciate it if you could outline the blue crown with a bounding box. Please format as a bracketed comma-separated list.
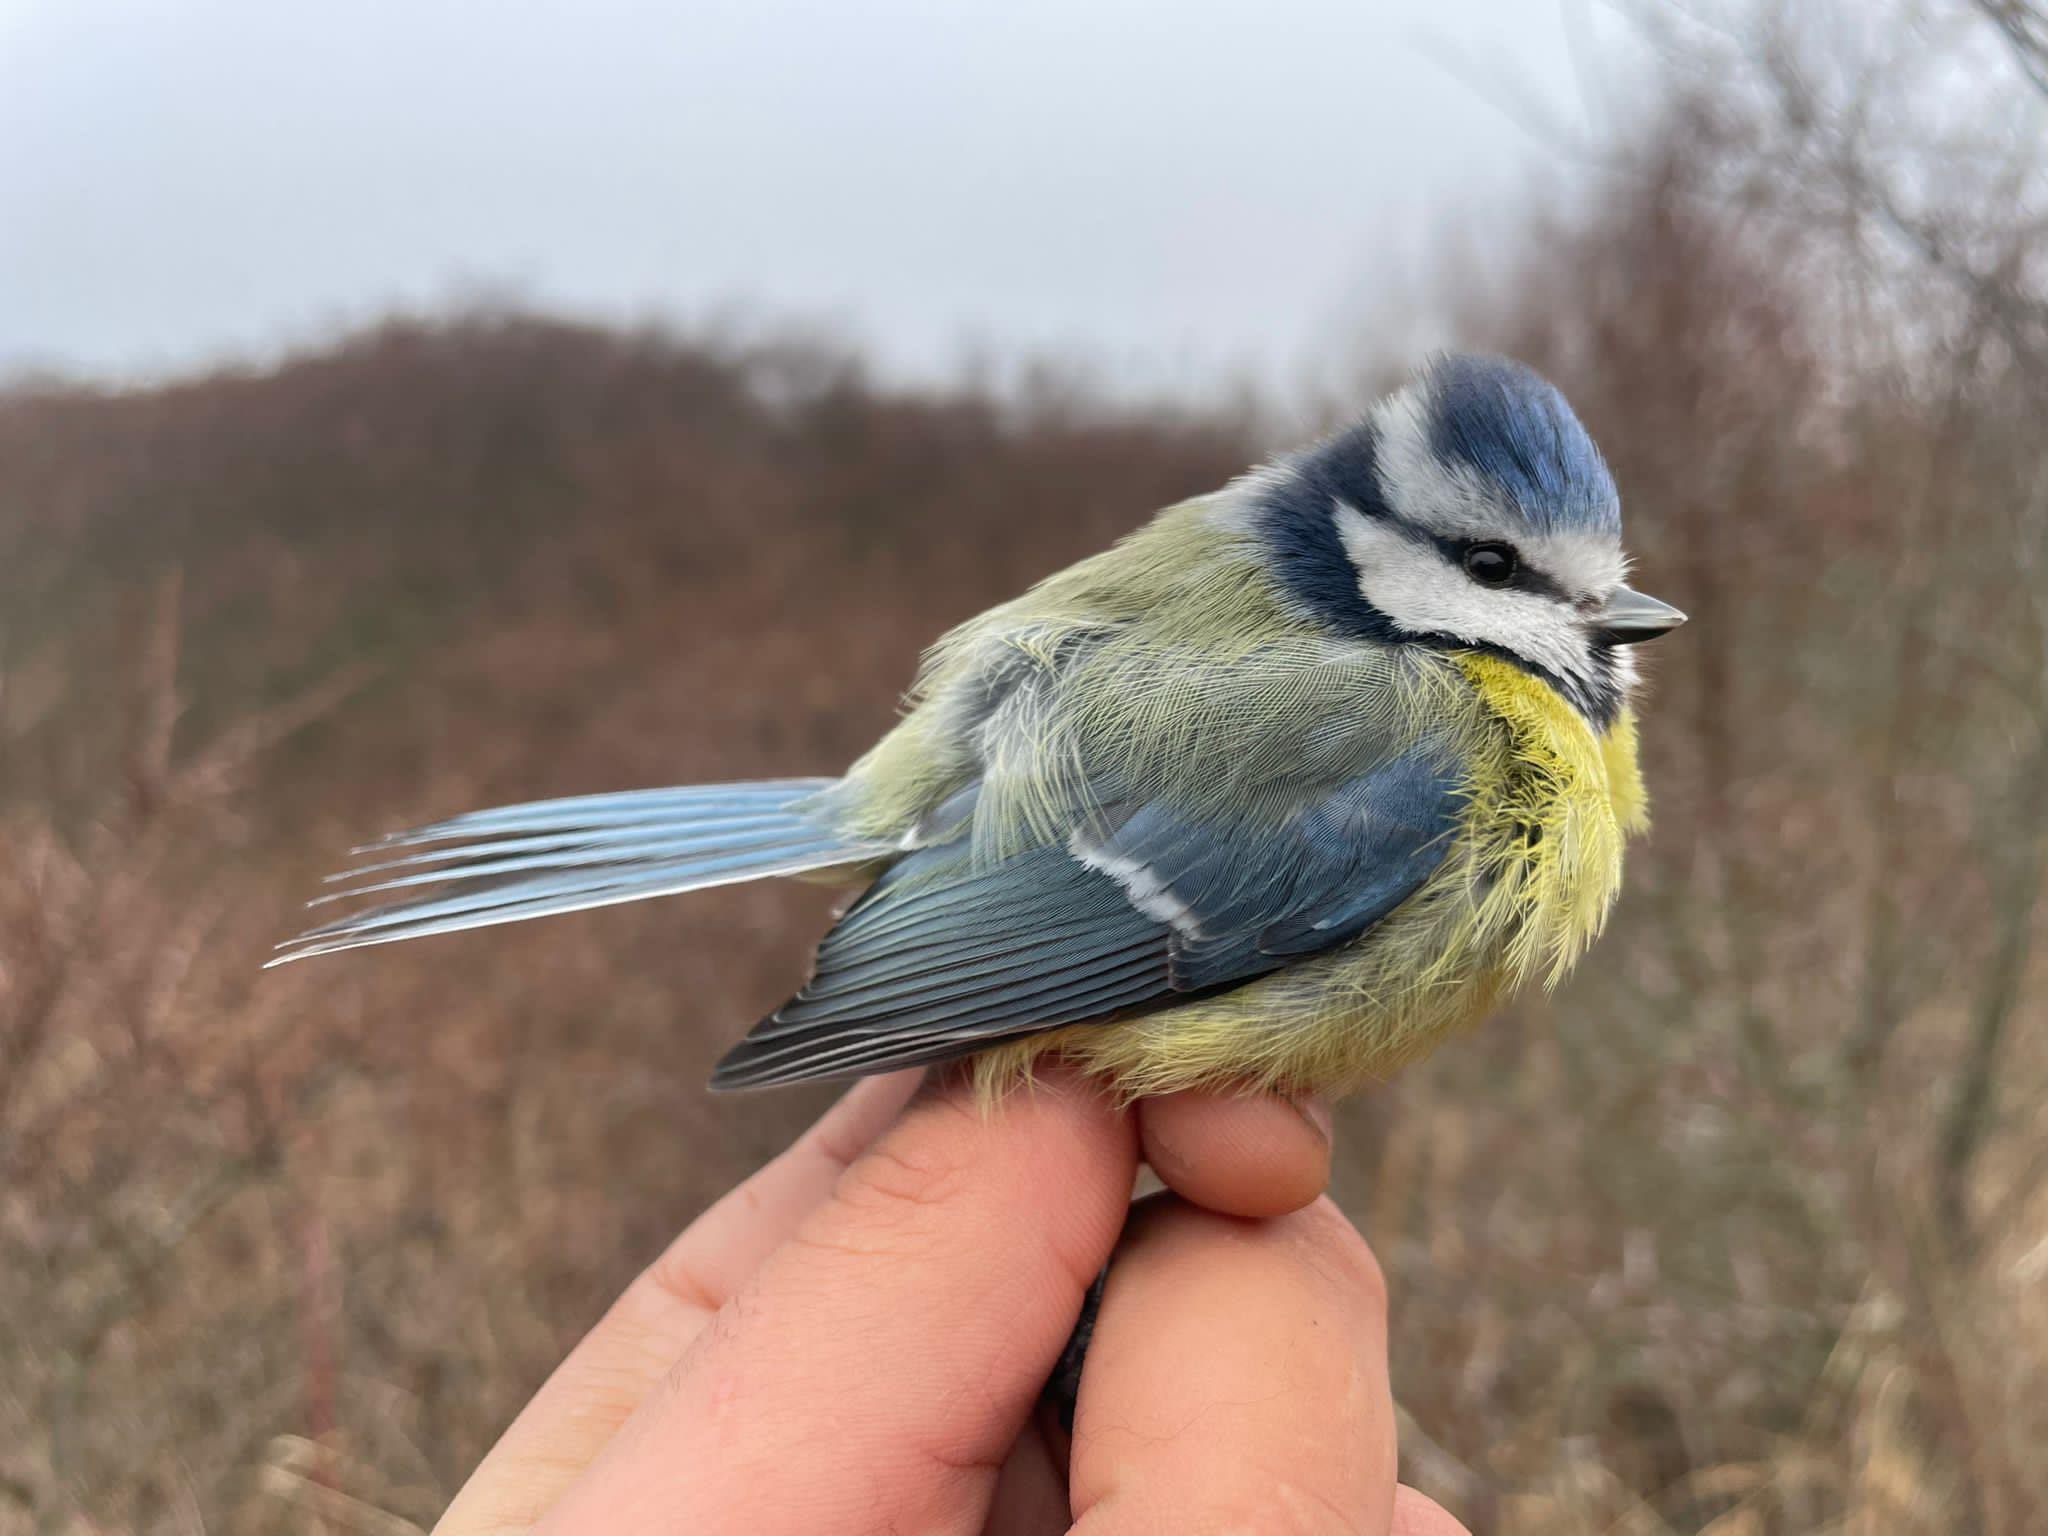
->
[1421, 354, 1619, 536]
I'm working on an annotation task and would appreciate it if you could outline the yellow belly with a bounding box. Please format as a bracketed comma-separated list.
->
[971, 652, 1647, 1102]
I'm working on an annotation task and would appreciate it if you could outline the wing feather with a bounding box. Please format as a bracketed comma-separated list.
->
[710, 744, 1462, 1090]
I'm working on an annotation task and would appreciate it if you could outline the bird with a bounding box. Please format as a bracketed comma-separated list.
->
[272, 354, 1684, 1103]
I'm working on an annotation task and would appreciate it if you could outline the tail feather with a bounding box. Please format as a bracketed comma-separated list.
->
[333, 812, 809, 880]
[311, 821, 841, 905]
[270, 779, 887, 966]
[353, 779, 840, 849]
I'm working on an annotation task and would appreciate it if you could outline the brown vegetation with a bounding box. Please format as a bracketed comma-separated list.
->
[5, 4, 2047, 1531]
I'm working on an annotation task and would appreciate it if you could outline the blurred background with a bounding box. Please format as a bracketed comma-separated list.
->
[5, 1, 2048, 1531]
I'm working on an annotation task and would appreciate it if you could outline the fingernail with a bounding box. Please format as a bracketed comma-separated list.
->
[1292, 1093, 1334, 1143]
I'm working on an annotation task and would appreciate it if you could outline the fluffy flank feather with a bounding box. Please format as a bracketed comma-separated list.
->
[968, 653, 1645, 1105]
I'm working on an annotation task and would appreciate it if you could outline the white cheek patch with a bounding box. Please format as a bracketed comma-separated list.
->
[1332, 503, 1596, 684]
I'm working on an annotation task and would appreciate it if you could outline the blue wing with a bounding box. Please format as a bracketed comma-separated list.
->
[709, 746, 1462, 1089]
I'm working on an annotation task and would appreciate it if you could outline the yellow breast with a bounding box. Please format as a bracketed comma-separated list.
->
[1448, 651, 1645, 988]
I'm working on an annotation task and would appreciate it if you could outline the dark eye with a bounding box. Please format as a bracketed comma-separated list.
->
[1463, 542, 1518, 587]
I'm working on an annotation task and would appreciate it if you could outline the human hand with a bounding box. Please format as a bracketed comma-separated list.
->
[434, 1068, 1468, 1535]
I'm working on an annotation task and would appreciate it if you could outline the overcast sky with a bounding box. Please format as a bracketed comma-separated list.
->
[1, 0, 1620, 397]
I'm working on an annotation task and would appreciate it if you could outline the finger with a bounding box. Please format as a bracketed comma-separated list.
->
[650, 1069, 925, 1310]
[434, 1071, 918, 1536]
[1137, 1088, 1333, 1217]
[1391, 1485, 1473, 1536]
[1069, 1194, 1398, 1535]
[538, 1067, 1139, 1536]
[982, 1430, 1072, 1536]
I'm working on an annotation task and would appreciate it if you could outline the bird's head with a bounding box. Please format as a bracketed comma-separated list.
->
[1256, 353, 1684, 725]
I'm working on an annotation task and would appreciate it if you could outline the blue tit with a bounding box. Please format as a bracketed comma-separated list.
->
[274, 354, 1684, 1102]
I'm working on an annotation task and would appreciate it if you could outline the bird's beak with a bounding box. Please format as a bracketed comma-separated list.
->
[1591, 585, 1687, 645]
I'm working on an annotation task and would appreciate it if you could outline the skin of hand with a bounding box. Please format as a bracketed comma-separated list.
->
[433, 1068, 1471, 1536]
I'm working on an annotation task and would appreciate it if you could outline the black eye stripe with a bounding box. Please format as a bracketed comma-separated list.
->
[1428, 535, 1571, 601]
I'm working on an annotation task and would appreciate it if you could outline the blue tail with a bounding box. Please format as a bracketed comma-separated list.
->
[269, 779, 889, 965]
